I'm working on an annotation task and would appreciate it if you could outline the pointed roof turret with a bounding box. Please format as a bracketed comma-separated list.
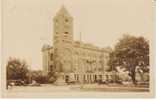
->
[59, 5, 68, 13]
[53, 5, 73, 20]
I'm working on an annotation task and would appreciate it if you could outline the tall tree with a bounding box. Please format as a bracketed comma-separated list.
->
[108, 34, 149, 84]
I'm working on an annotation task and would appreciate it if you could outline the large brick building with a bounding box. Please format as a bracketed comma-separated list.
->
[42, 6, 112, 84]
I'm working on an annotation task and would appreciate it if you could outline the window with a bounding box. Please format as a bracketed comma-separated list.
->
[50, 65, 53, 71]
[50, 54, 53, 60]
[55, 20, 58, 26]
[65, 19, 68, 22]
[74, 74, 76, 80]
[64, 32, 68, 34]
[55, 19, 58, 22]
[64, 35, 67, 38]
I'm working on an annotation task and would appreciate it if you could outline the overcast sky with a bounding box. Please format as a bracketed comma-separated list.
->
[3, 0, 154, 70]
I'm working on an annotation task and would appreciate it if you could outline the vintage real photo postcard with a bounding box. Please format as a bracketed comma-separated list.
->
[1, 0, 155, 98]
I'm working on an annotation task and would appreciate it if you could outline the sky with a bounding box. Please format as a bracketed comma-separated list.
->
[3, 0, 154, 70]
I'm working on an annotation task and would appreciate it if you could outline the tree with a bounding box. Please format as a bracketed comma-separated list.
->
[6, 57, 29, 81]
[108, 34, 149, 84]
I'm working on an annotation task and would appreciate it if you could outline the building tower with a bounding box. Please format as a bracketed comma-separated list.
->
[53, 6, 74, 74]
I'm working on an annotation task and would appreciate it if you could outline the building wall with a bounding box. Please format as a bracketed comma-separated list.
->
[42, 6, 112, 83]
[42, 45, 54, 73]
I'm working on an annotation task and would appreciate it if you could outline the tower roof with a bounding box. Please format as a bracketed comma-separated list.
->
[54, 5, 72, 19]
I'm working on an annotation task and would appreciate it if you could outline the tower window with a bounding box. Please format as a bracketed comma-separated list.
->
[65, 19, 68, 22]
[64, 32, 68, 34]
[64, 35, 67, 38]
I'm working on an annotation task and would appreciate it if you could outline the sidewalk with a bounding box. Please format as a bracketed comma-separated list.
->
[77, 84, 149, 92]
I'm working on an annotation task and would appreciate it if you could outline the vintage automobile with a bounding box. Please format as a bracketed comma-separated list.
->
[7, 80, 27, 86]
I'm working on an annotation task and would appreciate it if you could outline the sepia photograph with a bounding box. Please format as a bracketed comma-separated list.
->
[1, 0, 155, 98]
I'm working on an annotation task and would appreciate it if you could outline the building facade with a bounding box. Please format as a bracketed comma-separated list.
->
[42, 6, 112, 84]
